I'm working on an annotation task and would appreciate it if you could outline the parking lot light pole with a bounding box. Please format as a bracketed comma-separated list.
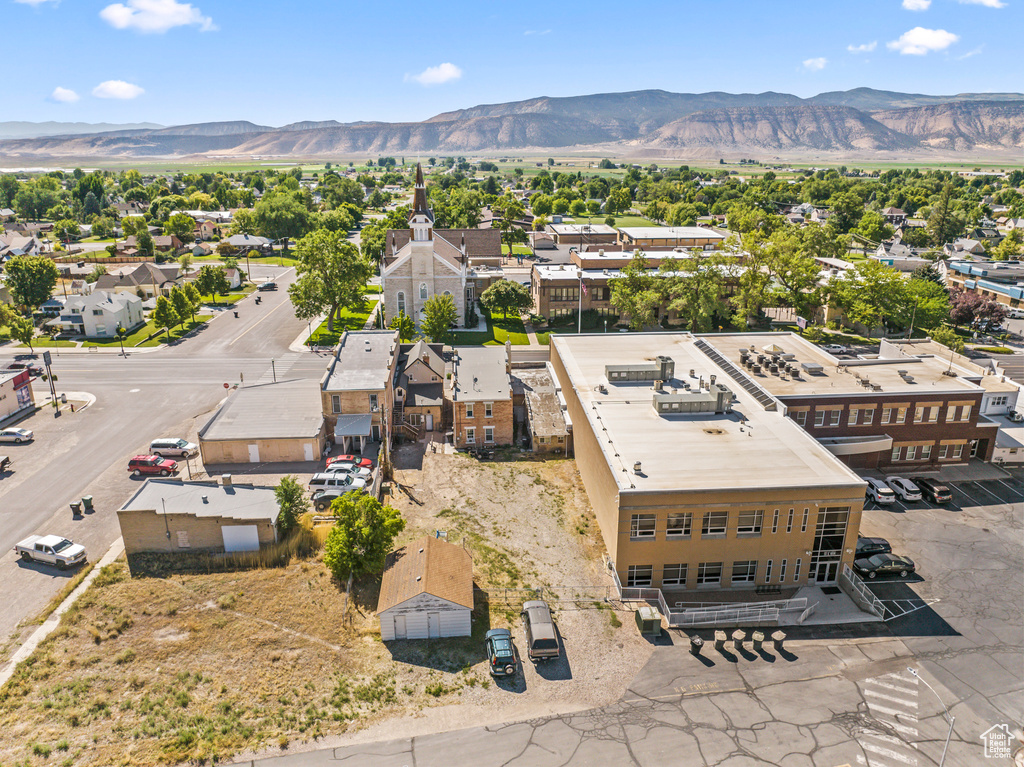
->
[907, 667, 955, 766]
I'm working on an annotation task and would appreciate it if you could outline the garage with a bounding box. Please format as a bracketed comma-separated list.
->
[377, 535, 474, 641]
[222, 525, 260, 553]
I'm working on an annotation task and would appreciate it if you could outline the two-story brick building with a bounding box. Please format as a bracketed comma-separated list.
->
[320, 330, 399, 453]
[450, 344, 514, 449]
[713, 333, 1006, 469]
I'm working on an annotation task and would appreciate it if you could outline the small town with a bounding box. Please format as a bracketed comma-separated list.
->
[1, 2, 1022, 766]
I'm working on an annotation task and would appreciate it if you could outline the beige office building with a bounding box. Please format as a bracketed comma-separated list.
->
[549, 333, 866, 592]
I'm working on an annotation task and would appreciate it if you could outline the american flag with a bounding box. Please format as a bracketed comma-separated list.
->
[580, 279, 587, 295]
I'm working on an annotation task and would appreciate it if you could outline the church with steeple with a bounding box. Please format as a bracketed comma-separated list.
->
[381, 163, 503, 328]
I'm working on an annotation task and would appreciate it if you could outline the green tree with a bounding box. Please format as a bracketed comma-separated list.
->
[826, 260, 907, 333]
[990, 229, 1023, 260]
[322, 492, 406, 601]
[178, 253, 193, 275]
[254, 192, 312, 253]
[480, 279, 533, 319]
[854, 210, 893, 243]
[4, 255, 59, 310]
[895, 278, 951, 332]
[274, 475, 309, 535]
[9, 314, 35, 352]
[165, 213, 196, 244]
[420, 294, 458, 343]
[194, 264, 229, 301]
[153, 295, 180, 338]
[136, 230, 154, 257]
[52, 219, 80, 242]
[928, 325, 964, 354]
[609, 252, 663, 331]
[183, 283, 201, 322]
[825, 191, 865, 234]
[730, 234, 772, 322]
[388, 310, 416, 341]
[927, 184, 963, 246]
[663, 251, 729, 332]
[491, 193, 528, 258]
[288, 229, 372, 333]
[229, 207, 259, 235]
[169, 286, 193, 329]
[605, 186, 631, 215]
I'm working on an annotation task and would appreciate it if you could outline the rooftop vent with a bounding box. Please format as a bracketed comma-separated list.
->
[201, 495, 209, 504]
[633, 461, 643, 474]
[221, 473, 232, 487]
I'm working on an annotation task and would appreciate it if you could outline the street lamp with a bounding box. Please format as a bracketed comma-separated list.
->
[907, 667, 955, 767]
[116, 324, 127, 357]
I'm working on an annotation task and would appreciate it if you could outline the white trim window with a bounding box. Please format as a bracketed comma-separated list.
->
[666, 512, 692, 538]
[697, 562, 722, 586]
[779, 559, 788, 582]
[736, 510, 763, 536]
[701, 511, 728, 537]
[630, 514, 656, 540]
[465, 403, 474, 418]
[396, 291, 405, 315]
[764, 560, 773, 583]
[627, 565, 653, 587]
[419, 282, 428, 300]
[331, 394, 341, 414]
[794, 558, 802, 582]
[731, 560, 757, 584]
[484, 426, 494, 444]
[465, 427, 475, 444]
[662, 564, 687, 586]
[485, 402, 493, 418]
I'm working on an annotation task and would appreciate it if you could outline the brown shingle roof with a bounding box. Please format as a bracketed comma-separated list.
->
[384, 228, 501, 263]
[376, 535, 474, 613]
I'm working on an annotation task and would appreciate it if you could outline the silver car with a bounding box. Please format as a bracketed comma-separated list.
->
[0, 427, 34, 444]
[886, 476, 922, 502]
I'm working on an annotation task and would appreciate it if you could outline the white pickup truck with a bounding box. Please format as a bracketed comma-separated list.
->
[14, 535, 87, 570]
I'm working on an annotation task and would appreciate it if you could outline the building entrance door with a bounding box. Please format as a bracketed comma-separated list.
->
[425, 413, 434, 431]
[813, 560, 840, 584]
[810, 506, 850, 585]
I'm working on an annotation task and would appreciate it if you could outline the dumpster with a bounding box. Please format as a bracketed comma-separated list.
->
[70, 501, 82, 516]
[634, 605, 661, 637]
[81, 496, 94, 512]
[689, 635, 704, 656]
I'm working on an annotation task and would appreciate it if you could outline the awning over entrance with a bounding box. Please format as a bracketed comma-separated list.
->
[334, 414, 372, 439]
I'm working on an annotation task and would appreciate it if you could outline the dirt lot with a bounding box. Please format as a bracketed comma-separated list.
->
[0, 446, 653, 766]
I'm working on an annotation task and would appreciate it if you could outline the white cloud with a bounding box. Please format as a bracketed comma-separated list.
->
[404, 62, 463, 86]
[847, 41, 878, 53]
[14, 0, 58, 5]
[524, 29, 551, 36]
[50, 87, 80, 103]
[957, 44, 985, 59]
[886, 27, 959, 54]
[92, 80, 145, 99]
[802, 57, 827, 71]
[956, 0, 1005, 7]
[100, 0, 216, 33]
[902, 0, 931, 10]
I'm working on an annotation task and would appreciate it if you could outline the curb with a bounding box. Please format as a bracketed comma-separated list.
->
[0, 537, 125, 688]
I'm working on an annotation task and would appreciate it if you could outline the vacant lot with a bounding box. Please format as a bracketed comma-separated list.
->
[0, 448, 651, 765]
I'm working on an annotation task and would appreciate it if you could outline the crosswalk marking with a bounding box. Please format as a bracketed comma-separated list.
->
[256, 352, 301, 384]
[859, 672, 919, 766]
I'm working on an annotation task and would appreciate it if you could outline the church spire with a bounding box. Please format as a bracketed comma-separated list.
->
[411, 162, 433, 223]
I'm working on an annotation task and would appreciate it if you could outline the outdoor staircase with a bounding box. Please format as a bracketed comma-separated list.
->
[393, 400, 421, 439]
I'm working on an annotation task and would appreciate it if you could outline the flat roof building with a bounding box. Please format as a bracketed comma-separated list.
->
[617, 226, 725, 251]
[322, 330, 399, 452]
[550, 332, 866, 592]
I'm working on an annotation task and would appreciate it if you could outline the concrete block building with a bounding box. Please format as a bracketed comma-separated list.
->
[550, 333, 866, 591]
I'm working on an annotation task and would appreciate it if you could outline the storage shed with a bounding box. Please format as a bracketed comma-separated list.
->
[377, 536, 474, 640]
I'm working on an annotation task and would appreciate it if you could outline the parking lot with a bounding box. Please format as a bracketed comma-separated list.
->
[861, 474, 1023, 513]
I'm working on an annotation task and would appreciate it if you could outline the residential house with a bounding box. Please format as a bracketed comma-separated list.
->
[393, 340, 446, 438]
[94, 263, 184, 298]
[450, 344, 513, 449]
[321, 330, 399, 453]
[195, 220, 221, 241]
[225, 234, 271, 254]
[881, 207, 908, 227]
[117, 234, 182, 257]
[514, 366, 570, 454]
[118, 477, 281, 563]
[970, 226, 1004, 247]
[377, 535, 474, 641]
[47, 291, 144, 338]
[944, 238, 987, 258]
[0, 233, 43, 260]
[0, 208, 16, 222]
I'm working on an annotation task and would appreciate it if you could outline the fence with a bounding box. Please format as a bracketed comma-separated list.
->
[608, 561, 804, 628]
[839, 563, 885, 617]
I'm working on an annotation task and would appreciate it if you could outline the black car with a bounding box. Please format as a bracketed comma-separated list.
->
[4, 363, 42, 377]
[311, 487, 348, 511]
[912, 477, 952, 504]
[257, 281, 278, 291]
[853, 553, 916, 579]
[856, 535, 892, 557]
[484, 628, 517, 677]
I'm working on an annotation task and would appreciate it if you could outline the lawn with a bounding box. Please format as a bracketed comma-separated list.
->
[451, 311, 529, 346]
[198, 285, 258, 307]
[306, 301, 378, 346]
[599, 215, 659, 228]
[98, 315, 214, 347]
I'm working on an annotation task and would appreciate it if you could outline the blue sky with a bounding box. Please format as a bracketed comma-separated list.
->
[9, 0, 1022, 127]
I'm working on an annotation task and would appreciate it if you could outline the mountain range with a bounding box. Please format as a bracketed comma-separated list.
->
[1, 88, 1022, 161]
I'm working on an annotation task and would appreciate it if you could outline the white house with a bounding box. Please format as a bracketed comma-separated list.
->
[377, 535, 473, 641]
[48, 291, 145, 338]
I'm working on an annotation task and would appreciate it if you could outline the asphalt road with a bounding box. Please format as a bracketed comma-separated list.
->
[0, 263, 333, 654]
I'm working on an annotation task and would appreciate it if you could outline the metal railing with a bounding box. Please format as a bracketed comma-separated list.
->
[839, 563, 884, 617]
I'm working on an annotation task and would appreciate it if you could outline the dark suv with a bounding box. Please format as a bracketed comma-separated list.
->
[912, 477, 952, 504]
[856, 535, 892, 557]
[128, 455, 178, 477]
[484, 629, 517, 677]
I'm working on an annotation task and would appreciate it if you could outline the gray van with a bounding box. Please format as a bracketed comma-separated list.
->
[308, 473, 368, 492]
[149, 438, 198, 458]
[521, 600, 560, 661]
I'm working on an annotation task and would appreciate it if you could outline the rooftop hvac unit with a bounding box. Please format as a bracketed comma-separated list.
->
[633, 461, 643, 474]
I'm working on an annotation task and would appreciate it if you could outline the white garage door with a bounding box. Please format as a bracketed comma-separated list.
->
[222, 525, 260, 553]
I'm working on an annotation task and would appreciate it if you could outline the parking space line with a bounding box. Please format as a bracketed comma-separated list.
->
[993, 478, 1024, 501]
[966, 481, 1006, 505]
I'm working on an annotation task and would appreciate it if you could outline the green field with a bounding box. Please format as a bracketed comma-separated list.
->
[306, 300, 378, 346]
[29, 314, 216, 348]
[451, 312, 529, 346]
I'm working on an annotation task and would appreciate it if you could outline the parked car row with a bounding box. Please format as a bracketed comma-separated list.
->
[310, 455, 377, 510]
[864, 475, 952, 505]
[854, 535, 916, 579]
